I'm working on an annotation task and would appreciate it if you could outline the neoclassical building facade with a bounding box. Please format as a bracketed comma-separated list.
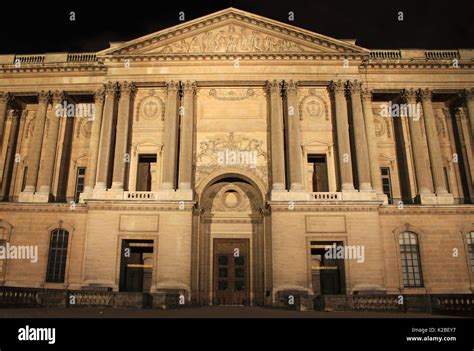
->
[0, 8, 473, 309]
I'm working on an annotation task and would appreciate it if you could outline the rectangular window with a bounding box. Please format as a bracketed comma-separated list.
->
[46, 229, 69, 283]
[74, 167, 86, 202]
[136, 155, 156, 191]
[307, 154, 329, 192]
[381, 167, 393, 204]
[467, 233, 474, 272]
[399, 232, 423, 288]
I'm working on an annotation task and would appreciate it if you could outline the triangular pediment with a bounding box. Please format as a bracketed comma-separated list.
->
[98, 8, 368, 56]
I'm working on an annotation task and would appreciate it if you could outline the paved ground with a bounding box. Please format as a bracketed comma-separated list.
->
[0, 306, 458, 318]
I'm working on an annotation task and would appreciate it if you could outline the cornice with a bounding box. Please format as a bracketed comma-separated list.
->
[0, 65, 107, 74]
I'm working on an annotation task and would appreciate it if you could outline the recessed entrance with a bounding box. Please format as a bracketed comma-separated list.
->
[213, 239, 250, 305]
[194, 173, 267, 306]
[119, 239, 154, 292]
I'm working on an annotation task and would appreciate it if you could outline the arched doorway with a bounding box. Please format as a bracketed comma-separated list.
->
[192, 174, 268, 306]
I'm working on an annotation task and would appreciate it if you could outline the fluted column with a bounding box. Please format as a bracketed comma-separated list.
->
[361, 88, 383, 194]
[178, 81, 196, 189]
[112, 81, 136, 190]
[464, 88, 474, 155]
[0, 110, 19, 200]
[0, 92, 11, 145]
[84, 87, 105, 193]
[23, 91, 50, 193]
[95, 82, 117, 190]
[161, 81, 180, 190]
[37, 91, 65, 194]
[347, 81, 372, 191]
[266, 80, 286, 190]
[402, 88, 432, 195]
[419, 88, 448, 194]
[329, 80, 354, 191]
[285, 80, 304, 191]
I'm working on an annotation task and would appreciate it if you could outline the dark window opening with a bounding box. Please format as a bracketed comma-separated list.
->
[119, 239, 154, 292]
[381, 167, 394, 204]
[46, 229, 69, 283]
[443, 167, 451, 194]
[74, 167, 86, 202]
[308, 154, 329, 192]
[467, 232, 474, 272]
[310, 241, 346, 295]
[136, 155, 156, 191]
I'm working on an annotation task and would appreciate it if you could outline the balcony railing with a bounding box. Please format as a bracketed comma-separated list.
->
[369, 50, 401, 60]
[123, 191, 158, 200]
[310, 192, 342, 201]
[425, 50, 459, 60]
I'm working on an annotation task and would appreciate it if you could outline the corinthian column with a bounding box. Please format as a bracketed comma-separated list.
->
[0, 92, 11, 144]
[161, 81, 179, 190]
[83, 87, 105, 193]
[37, 91, 65, 195]
[112, 81, 136, 190]
[329, 80, 354, 191]
[285, 80, 304, 191]
[95, 82, 117, 190]
[178, 80, 196, 189]
[0, 110, 20, 200]
[361, 88, 383, 194]
[23, 91, 50, 194]
[402, 88, 433, 197]
[463, 88, 474, 155]
[419, 88, 448, 195]
[347, 80, 372, 191]
[266, 80, 286, 190]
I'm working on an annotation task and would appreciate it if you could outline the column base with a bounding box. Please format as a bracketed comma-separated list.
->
[415, 193, 437, 205]
[18, 191, 51, 203]
[270, 190, 310, 201]
[435, 193, 455, 204]
[156, 189, 194, 201]
[341, 189, 377, 201]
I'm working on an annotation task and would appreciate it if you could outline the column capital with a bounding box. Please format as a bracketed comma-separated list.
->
[401, 88, 418, 103]
[51, 90, 66, 104]
[346, 80, 362, 95]
[166, 80, 179, 92]
[361, 88, 373, 101]
[119, 81, 136, 96]
[265, 79, 281, 95]
[328, 80, 345, 95]
[418, 88, 433, 101]
[38, 90, 51, 104]
[182, 80, 197, 94]
[7, 109, 19, 120]
[104, 81, 118, 96]
[462, 88, 474, 102]
[0, 92, 12, 104]
[94, 87, 106, 102]
[285, 79, 298, 95]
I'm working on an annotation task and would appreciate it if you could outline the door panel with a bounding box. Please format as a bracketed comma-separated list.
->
[213, 239, 249, 305]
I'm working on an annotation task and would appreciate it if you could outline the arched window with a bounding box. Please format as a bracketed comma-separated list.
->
[467, 232, 474, 272]
[46, 229, 69, 283]
[399, 231, 423, 288]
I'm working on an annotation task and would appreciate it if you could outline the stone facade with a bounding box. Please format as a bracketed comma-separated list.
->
[0, 8, 473, 309]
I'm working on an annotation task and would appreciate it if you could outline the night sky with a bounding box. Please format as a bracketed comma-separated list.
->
[1, 0, 473, 54]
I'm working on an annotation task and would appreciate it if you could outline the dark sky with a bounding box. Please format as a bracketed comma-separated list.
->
[1, 0, 473, 54]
